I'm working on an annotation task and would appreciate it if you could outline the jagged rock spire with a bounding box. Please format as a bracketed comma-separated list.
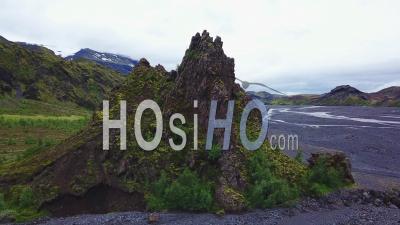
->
[188, 30, 223, 50]
[165, 30, 237, 132]
[164, 32, 247, 211]
[137, 58, 150, 68]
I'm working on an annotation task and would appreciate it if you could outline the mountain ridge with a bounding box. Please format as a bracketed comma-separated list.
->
[65, 48, 138, 74]
[251, 85, 400, 106]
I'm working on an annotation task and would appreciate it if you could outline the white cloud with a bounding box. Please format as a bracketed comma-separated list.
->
[1, 0, 400, 93]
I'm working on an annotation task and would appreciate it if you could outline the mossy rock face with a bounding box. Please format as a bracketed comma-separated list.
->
[5, 31, 307, 216]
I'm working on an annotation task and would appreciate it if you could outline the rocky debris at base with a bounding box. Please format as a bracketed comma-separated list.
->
[147, 213, 160, 224]
[280, 204, 400, 225]
[294, 188, 400, 213]
[23, 188, 400, 225]
[21, 204, 400, 225]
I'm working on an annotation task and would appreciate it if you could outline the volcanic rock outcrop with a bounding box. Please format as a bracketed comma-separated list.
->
[24, 31, 252, 215]
[164, 31, 249, 210]
[2, 31, 307, 216]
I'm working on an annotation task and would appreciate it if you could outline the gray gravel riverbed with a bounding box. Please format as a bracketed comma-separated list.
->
[23, 204, 400, 225]
[268, 105, 400, 190]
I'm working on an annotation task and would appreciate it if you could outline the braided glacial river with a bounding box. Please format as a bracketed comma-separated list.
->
[268, 105, 400, 190]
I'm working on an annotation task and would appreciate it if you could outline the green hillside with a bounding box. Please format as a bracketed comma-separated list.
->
[0, 36, 124, 109]
[0, 36, 126, 221]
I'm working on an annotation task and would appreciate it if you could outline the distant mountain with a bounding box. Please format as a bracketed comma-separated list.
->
[246, 91, 284, 103]
[316, 85, 371, 105]
[0, 36, 124, 109]
[369, 86, 400, 106]
[66, 48, 138, 74]
[249, 85, 400, 107]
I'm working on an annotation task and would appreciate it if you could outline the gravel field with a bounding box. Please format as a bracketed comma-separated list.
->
[23, 204, 400, 225]
[268, 105, 400, 190]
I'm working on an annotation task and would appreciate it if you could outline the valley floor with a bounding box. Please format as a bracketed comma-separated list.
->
[268, 105, 400, 191]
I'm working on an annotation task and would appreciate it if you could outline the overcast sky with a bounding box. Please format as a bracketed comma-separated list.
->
[1, 0, 400, 94]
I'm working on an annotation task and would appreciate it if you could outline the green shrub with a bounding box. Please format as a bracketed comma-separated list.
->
[302, 157, 346, 197]
[294, 150, 303, 163]
[308, 183, 331, 197]
[247, 178, 299, 208]
[146, 172, 169, 211]
[247, 150, 299, 208]
[0, 186, 43, 222]
[0, 193, 6, 210]
[18, 187, 35, 208]
[208, 144, 221, 161]
[24, 137, 36, 145]
[147, 169, 213, 211]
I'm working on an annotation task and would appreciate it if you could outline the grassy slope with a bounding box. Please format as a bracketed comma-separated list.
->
[0, 36, 126, 221]
[0, 97, 90, 175]
[0, 35, 123, 189]
[0, 99, 91, 221]
[0, 97, 90, 116]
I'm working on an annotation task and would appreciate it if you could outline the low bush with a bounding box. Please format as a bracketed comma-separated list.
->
[0, 185, 44, 222]
[302, 157, 347, 197]
[147, 169, 214, 211]
[24, 137, 36, 145]
[246, 150, 299, 208]
[208, 144, 221, 161]
[0, 193, 5, 210]
[18, 187, 35, 209]
[294, 150, 303, 163]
